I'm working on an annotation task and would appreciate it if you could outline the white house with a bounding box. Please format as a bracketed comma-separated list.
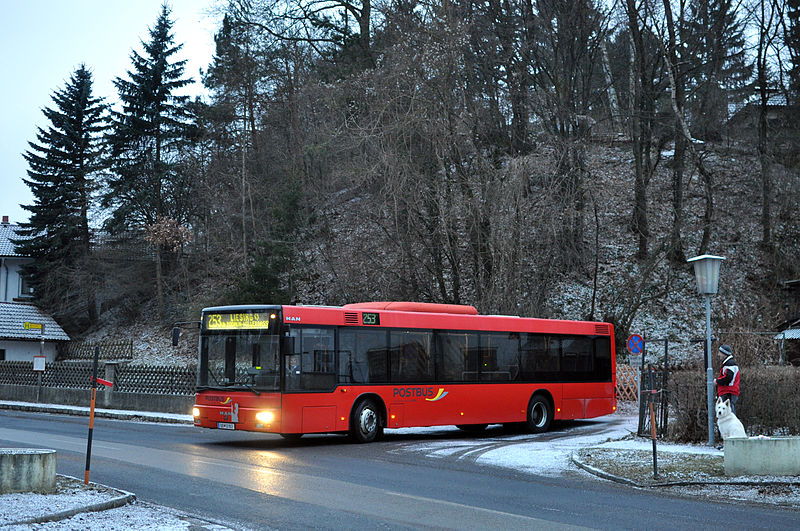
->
[0, 216, 70, 361]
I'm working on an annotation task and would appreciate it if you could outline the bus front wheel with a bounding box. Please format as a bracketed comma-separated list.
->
[350, 399, 383, 443]
[527, 395, 553, 433]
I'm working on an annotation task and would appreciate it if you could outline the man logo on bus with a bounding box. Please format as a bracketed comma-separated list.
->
[392, 387, 448, 401]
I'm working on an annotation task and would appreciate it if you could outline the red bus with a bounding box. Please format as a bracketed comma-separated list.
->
[188, 302, 617, 442]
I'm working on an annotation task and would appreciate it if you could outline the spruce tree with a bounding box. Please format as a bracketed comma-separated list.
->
[104, 4, 193, 316]
[14, 64, 106, 327]
[788, 0, 800, 103]
[685, 0, 752, 140]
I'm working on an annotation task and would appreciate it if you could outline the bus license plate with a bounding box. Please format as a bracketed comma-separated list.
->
[217, 422, 235, 430]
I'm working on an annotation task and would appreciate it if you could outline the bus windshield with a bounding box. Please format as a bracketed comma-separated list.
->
[198, 332, 280, 391]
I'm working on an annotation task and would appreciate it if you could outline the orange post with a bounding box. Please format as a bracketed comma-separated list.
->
[649, 397, 659, 479]
[85, 347, 99, 484]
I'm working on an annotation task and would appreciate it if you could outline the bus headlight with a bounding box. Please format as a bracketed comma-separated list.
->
[192, 407, 200, 417]
[255, 411, 275, 423]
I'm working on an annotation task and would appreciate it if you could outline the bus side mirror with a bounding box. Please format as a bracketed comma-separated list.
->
[172, 327, 181, 347]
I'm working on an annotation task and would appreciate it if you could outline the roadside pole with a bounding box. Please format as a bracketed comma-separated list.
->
[648, 365, 659, 479]
[85, 346, 113, 484]
[37, 325, 44, 401]
[23, 322, 46, 402]
[85, 346, 99, 484]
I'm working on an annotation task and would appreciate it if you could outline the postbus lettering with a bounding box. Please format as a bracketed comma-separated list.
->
[205, 395, 232, 404]
[393, 387, 436, 398]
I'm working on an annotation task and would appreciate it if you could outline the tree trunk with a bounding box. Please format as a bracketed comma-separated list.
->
[601, 41, 621, 135]
[155, 244, 164, 318]
[625, 1, 650, 259]
[663, 0, 686, 263]
[757, 4, 772, 247]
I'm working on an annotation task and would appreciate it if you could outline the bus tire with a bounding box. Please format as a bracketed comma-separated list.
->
[280, 433, 303, 440]
[350, 398, 383, 443]
[527, 395, 553, 433]
[456, 424, 488, 433]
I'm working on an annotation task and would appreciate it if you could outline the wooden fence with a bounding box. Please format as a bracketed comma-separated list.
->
[616, 364, 639, 401]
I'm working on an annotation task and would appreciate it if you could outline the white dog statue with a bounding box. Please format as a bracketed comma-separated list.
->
[715, 397, 747, 440]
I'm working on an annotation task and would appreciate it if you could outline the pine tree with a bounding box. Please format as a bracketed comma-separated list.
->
[685, 0, 753, 140]
[787, 0, 800, 103]
[104, 4, 193, 316]
[14, 65, 106, 327]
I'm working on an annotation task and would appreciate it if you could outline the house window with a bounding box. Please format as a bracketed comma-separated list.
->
[0, 349, 5, 361]
[20, 276, 34, 297]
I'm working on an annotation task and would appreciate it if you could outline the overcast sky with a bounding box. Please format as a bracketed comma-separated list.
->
[0, 0, 219, 226]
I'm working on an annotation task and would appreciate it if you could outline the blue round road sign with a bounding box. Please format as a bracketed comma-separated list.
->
[627, 334, 644, 354]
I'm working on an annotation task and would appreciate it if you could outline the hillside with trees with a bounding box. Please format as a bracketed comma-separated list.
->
[17, 1, 800, 364]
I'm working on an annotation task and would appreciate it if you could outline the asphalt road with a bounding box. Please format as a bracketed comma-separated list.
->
[1, 409, 797, 530]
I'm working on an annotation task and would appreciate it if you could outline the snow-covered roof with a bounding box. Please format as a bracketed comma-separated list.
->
[775, 328, 800, 340]
[0, 302, 70, 341]
[0, 222, 25, 257]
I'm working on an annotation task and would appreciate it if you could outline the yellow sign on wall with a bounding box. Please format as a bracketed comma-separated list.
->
[203, 312, 272, 330]
[23, 322, 44, 331]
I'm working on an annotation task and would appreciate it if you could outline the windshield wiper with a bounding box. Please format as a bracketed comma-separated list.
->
[196, 383, 260, 395]
[235, 381, 261, 395]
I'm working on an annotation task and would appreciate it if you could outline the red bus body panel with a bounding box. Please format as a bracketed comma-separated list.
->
[193, 304, 617, 434]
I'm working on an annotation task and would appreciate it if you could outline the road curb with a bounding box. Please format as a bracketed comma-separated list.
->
[570, 451, 800, 488]
[0, 402, 193, 424]
[570, 452, 639, 486]
[6, 475, 136, 526]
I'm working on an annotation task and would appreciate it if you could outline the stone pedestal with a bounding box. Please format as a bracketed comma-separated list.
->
[725, 437, 800, 476]
[0, 448, 56, 493]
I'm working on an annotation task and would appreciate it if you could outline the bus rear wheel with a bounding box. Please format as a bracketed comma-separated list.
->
[350, 399, 383, 443]
[527, 395, 553, 433]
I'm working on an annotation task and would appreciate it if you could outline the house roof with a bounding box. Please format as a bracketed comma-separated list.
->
[0, 222, 25, 257]
[776, 328, 800, 340]
[0, 302, 70, 341]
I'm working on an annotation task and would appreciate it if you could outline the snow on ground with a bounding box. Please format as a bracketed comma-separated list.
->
[0, 476, 203, 530]
[2, 499, 195, 531]
[0, 400, 193, 423]
[387, 414, 640, 477]
[482, 417, 638, 475]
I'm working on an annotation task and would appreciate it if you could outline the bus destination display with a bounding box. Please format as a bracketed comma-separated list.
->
[362, 312, 380, 325]
[204, 312, 272, 330]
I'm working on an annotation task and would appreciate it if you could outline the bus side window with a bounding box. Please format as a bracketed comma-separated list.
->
[339, 328, 388, 384]
[437, 331, 474, 382]
[594, 337, 612, 382]
[390, 330, 434, 383]
[480, 332, 518, 381]
[562, 336, 593, 380]
[520, 334, 560, 382]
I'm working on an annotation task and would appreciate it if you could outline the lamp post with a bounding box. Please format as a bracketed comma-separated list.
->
[687, 254, 725, 446]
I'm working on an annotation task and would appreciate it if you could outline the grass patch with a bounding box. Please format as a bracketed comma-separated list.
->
[576, 448, 724, 484]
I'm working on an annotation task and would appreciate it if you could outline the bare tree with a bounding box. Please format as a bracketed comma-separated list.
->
[624, 0, 666, 259]
[662, 0, 688, 263]
[660, 1, 716, 255]
[752, 0, 786, 248]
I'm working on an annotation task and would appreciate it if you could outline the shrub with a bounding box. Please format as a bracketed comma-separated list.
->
[667, 366, 800, 442]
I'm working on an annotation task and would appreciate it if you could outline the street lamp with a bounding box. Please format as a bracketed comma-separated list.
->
[687, 254, 725, 446]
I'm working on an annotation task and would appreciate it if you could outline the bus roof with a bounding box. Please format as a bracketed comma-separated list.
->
[342, 302, 478, 315]
[280, 302, 613, 336]
[201, 304, 282, 313]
